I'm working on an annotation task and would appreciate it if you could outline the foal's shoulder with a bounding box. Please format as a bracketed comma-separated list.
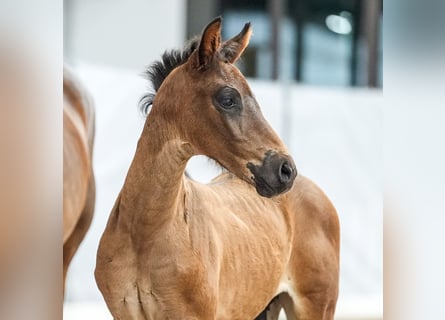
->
[290, 175, 331, 201]
[285, 174, 338, 224]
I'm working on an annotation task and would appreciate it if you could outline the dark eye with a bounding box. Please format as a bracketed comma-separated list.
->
[213, 86, 242, 114]
[220, 97, 235, 109]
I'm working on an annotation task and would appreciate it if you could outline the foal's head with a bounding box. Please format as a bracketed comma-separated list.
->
[144, 17, 297, 197]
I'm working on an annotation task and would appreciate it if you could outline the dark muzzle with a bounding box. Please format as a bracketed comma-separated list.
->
[247, 151, 297, 198]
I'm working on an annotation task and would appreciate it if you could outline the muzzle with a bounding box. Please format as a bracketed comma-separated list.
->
[247, 151, 297, 198]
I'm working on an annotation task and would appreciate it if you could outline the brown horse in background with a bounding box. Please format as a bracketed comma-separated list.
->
[63, 69, 96, 293]
[96, 18, 339, 319]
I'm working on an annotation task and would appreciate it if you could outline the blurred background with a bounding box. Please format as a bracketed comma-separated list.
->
[63, 0, 382, 319]
[64, 0, 382, 86]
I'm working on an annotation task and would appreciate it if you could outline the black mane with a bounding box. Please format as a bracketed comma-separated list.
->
[140, 37, 200, 115]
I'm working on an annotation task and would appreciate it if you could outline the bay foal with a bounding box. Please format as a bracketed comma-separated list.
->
[96, 18, 339, 319]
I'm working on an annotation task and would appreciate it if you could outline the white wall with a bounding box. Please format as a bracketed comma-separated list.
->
[64, 0, 186, 70]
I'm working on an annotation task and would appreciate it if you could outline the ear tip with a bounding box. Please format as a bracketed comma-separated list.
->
[243, 22, 252, 33]
[202, 16, 223, 34]
[212, 16, 223, 25]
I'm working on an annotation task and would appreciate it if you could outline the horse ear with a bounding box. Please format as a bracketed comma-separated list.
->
[220, 22, 252, 63]
[194, 17, 222, 69]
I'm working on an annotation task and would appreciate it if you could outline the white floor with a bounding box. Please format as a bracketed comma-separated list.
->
[63, 297, 382, 320]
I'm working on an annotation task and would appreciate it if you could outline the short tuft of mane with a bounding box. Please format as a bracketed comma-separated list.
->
[140, 37, 200, 115]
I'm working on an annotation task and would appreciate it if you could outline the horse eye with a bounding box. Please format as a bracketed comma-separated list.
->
[220, 97, 234, 109]
[213, 86, 242, 114]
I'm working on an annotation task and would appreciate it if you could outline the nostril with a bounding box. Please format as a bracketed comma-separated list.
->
[279, 162, 293, 183]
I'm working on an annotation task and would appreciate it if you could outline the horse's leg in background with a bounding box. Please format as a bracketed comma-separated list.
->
[254, 295, 282, 320]
[255, 291, 335, 320]
[279, 292, 298, 319]
[62, 173, 95, 293]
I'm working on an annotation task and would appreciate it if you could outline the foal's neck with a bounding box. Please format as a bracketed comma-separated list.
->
[119, 112, 193, 239]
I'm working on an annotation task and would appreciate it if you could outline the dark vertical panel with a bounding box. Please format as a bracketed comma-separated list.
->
[294, 0, 304, 82]
[63, 0, 73, 60]
[268, 0, 283, 80]
[362, 0, 381, 87]
[350, 0, 361, 86]
[186, 0, 217, 39]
